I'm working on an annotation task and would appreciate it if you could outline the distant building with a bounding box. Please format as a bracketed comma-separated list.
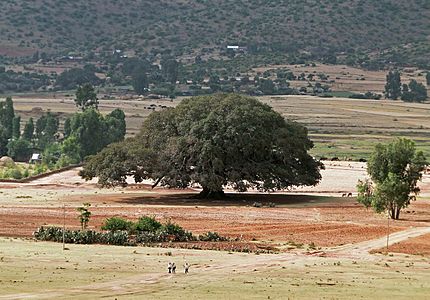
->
[227, 45, 247, 52]
[29, 153, 42, 164]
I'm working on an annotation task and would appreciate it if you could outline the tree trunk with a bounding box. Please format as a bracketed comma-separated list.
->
[196, 187, 226, 199]
[395, 207, 401, 220]
[390, 207, 396, 219]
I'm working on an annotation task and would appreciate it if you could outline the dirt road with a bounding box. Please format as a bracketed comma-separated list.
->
[327, 226, 430, 257]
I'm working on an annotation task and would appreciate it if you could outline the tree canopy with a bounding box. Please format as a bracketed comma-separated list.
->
[75, 84, 98, 111]
[65, 108, 126, 161]
[81, 94, 322, 197]
[384, 71, 401, 100]
[357, 138, 427, 219]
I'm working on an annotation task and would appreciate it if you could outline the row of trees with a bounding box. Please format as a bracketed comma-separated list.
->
[385, 71, 428, 102]
[0, 89, 125, 168]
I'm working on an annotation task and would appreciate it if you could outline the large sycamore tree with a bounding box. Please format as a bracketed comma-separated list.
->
[80, 94, 322, 197]
[357, 138, 427, 219]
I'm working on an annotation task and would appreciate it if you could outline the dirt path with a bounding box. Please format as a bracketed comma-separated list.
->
[327, 226, 430, 257]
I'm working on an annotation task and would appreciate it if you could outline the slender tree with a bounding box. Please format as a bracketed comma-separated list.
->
[357, 138, 427, 219]
[22, 118, 34, 141]
[384, 71, 401, 100]
[12, 116, 21, 139]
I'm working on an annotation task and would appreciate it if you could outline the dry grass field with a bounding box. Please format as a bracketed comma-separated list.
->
[253, 64, 429, 94]
[1, 237, 430, 300]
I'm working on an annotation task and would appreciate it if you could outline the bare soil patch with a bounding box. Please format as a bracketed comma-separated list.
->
[372, 233, 430, 256]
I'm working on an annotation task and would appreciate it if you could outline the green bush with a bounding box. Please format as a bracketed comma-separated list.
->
[159, 220, 194, 242]
[10, 168, 23, 179]
[100, 231, 130, 245]
[34, 226, 131, 246]
[134, 216, 162, 233]
[136, 231, 169, 243]
[198, 231, 228, 242]
[102, 217, 133, 232]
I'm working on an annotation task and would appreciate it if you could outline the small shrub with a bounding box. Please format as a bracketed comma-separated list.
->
[198, 231, 228, 242]
[252, 202, 262, 208]
[10, 168, 23, 179]
[134, 216, 162, 233]
[102, 217, 133, 232]
[101, 231, 130, 245]
[160, 220, 194, 242]
[77, 203, 91, 230]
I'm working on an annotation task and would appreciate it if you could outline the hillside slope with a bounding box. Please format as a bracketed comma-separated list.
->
[0, 0, 429, 65]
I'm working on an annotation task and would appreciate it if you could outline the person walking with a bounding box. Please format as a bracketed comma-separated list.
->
[171, 262, 176, 274]
[184, 262, 190, 274]
[167, 262, 172, 274]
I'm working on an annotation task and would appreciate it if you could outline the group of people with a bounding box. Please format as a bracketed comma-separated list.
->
[168, 262, 190, 274]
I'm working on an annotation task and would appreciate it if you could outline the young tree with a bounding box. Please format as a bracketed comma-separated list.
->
[12, 116, 21, 139]
[0, 97, 15, 139]
[384, 71, 401, 100]
[77, 203, 91, 230]
[357, 138, 427, 219]
[75, 84, 98, 111]
[22, 118, 34, 141]
[132, 71, 149, 95]
[161, 58, 179, 84]
[81, 94, 322, 198]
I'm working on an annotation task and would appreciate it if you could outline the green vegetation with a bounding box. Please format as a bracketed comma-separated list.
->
[35, 215, 227, 245]
[0, 70, 49, 93]
[1, 0, 428, 69]
[0, 95, 126, 179]
[81, 94, 322, 196]
[385, 71, 428, 102]
[74, 84, 98, 111]
[357, 138, 427, 219]
[55, 67, 101, 90]
[76, 203, 91, 230]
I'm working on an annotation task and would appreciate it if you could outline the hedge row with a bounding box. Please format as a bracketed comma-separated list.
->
[34, 216, 228, 246]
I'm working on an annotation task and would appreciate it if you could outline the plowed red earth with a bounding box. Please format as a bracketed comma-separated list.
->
[1, 190, 429, 249]
[372, 233, 430, 256]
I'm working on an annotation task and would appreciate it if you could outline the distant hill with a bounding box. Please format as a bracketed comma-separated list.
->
[0, 0, 429, 66]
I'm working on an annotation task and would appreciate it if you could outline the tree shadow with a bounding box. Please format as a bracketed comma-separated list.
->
[116, 192, 346, 207]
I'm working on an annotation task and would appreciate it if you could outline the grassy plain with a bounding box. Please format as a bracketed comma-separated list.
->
[1, 238, 430, 300]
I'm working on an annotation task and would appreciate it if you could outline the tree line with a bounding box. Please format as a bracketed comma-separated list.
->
[385, 70, 428, 102]
[0, 88, 125, 169]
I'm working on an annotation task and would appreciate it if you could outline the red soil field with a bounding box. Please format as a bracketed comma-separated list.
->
[1, 190, 429, 249]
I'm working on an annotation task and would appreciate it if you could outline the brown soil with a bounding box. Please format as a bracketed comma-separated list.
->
[372, 233, 430, 256]
[1, 190, 429, 249]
